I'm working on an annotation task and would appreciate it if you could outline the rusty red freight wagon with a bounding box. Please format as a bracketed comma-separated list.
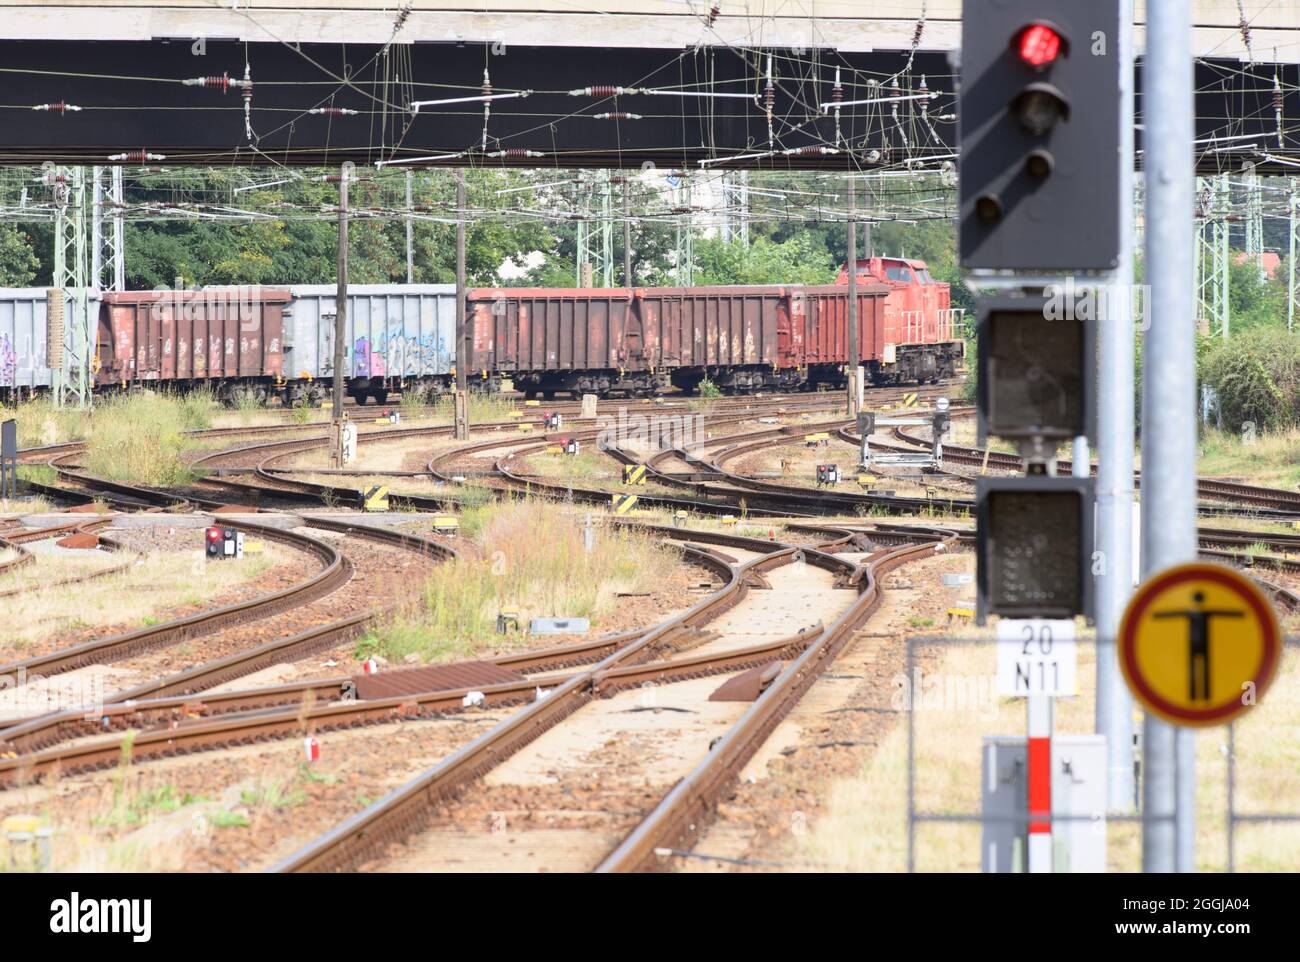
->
[466, 287, 646, 397]
[636, 285, 804, 394]
[96, 288, 291, 398]
[468, 284, 812, 397]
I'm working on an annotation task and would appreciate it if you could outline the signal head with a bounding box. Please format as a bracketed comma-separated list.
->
[1014, 22, 1066, 70]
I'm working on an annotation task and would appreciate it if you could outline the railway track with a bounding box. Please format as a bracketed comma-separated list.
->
[0, 519, 136, 601]
[883, 422, 1300, 516]
[267, 523, 956, 872]
[0, 524, 750, 760]
[0, 519, 349, 681]
[0, 525, 755, 782]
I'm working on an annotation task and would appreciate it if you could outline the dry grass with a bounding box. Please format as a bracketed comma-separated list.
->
[790, 628, 1300, 872]
[82, 393, 209, 487]
[1199, 427, 1300, 489]
[0, 494, 52, 514]
[0, 545, 279, 655]
[0, 734, 311, 872]
[357, 499, 679, 663]
[0, 541, 124, 592]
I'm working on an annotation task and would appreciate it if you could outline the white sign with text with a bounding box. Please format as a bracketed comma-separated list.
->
[996, 619, 1076, 697]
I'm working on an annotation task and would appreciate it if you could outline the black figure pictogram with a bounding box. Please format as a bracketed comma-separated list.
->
[1152, 591, 1244, 702]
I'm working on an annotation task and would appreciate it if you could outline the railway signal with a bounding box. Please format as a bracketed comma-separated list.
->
[205, 526, 243, 560]
[975, 294, 1096, 452]
[959, 0, 1122, 270]
[976, 477, 1094, 621]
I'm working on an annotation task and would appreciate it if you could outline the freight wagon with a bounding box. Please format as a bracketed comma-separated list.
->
[0, 257, 960, 405]
[0, 288, 99, 400]
[469, 256, 963, 398]
[282, 285, 457, 404]
[466, 284, 829, 398]
[95, 287, 292, 398]
[88, 284, 458, 405]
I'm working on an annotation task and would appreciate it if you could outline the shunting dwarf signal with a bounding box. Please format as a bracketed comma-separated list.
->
[205, 526, 244, 560]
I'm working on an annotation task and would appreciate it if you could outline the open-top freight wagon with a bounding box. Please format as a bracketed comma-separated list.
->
[468, 256, 965, 398]
[89, 284, 458, 405]
[0, 257, 962, 403]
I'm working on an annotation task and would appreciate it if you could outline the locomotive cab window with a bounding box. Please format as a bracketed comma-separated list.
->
[884, 266, 914, 283]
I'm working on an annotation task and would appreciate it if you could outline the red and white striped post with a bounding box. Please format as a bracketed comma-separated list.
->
[1027, 694, 1053, 872]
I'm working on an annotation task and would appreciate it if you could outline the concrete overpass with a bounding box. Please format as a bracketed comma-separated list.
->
[0, 2, 1296, 58]
[0, 2, 1295, 169]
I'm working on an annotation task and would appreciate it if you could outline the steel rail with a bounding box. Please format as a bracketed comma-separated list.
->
[0, 538, 750, 757]
[0, 519, 348, 680]
[269, 524, 945, 873]
[0, 531, 749, 787]
[887, 422, 1300, 514]
[596, 533, 954, 872]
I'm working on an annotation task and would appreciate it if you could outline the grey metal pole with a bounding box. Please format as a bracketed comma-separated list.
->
[111, 166, 125, 291]
[1142, 0, 1198, 873]
[332, 161, 352, 424]
[1096, 0, 1137, 815]
[454, 167, 469, 440]
[862, 179, 871, 259]
[1289, 179, 1297, 334]
[623, 177, 633, 287]
[405, 169, 414, 284]
[91, 166, 104, 289]
[847, 176, 859, 416]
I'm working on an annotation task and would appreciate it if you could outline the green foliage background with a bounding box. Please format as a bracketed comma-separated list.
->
[5, 165, 1300, 431]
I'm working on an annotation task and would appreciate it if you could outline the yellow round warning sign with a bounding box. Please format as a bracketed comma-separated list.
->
[1119, 563, 1282, 727]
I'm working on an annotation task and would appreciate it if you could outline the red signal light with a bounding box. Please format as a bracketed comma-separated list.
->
[206, 527, 222, 541]
[1017, 24, 1062, 68]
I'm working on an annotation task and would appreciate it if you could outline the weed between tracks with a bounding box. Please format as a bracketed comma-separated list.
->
[356, 499, 678, 663]
[0, 544, 278, 654]
[1199, 427, 1300, 490]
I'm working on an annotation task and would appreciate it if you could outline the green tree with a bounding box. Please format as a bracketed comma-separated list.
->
[1224, 257, 1286, 331]
[0, 225, 39, 286]
[692, 234, 836, 285]
[1200, 327, 1300, 430]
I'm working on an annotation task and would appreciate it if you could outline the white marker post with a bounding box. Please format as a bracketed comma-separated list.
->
[997, 618, 1077, 873]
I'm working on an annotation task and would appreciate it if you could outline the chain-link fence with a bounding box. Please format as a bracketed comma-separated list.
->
[899, 631, 1300, 872]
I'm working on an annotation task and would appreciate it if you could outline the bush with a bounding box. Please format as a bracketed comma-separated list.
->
[84, 392, 196, 486]
[1200, 328, 1300, 432]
